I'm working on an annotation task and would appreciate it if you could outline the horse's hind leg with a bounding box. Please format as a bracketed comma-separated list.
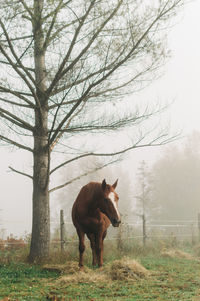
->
[77, 228, 85, 268]
[87, 233, 97, 266]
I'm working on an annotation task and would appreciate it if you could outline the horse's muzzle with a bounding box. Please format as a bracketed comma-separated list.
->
[111, 218, 121, 227]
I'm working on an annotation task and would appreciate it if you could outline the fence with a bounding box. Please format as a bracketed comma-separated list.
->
[57, 210, 200, 252]
[1, 210, 200, 250]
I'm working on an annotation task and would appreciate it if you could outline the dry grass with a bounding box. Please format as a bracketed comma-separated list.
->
[51, 261, 109, 284]
[108, 257, 150, 281]
[161, 249, 195, 260]
[43, 261, 90, 274]
[57, 270, 109, 284]
[47, 257, 150, 284]
[193, 244, 200, 258]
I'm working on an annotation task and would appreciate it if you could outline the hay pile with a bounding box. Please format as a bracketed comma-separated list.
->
[48, 258, 150, 284]
[43, 261, 90, 274]
[161, 249, 194, 260]
[108, 258, 150, 281]
[57, 269, 109, 284]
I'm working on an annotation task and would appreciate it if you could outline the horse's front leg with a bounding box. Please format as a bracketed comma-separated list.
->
[77, 228, 85, 268]
[95, 232, 104, 268]
[87, 233, 97, 266]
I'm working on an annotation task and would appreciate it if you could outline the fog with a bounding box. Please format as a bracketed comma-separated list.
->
[0, 0, 200, 237]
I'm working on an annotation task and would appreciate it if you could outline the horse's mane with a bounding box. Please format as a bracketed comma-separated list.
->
[73, 182, 104, 219]
[79, 182, 103, 202]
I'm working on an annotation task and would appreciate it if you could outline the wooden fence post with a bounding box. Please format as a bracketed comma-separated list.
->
[142, 214, 147, 247]
[191, 223, 195, 245]
[117, 223, 123, 252]
[60, 210, 65, 253]
[198, 213, 200, 242]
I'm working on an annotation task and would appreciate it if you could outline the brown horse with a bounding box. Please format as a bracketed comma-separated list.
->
[72, 179, 121, 268]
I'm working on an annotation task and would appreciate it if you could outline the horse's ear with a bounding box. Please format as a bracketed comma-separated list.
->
[112, 179, 118, 189]
[102, 179, 107, 191]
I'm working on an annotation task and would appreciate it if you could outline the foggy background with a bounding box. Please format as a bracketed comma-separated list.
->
[0, 0, 200, 237]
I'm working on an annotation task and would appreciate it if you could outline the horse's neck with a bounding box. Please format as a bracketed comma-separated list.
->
[88, 194, 101, 214]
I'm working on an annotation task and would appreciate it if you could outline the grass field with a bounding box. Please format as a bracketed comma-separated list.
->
[1, 250, 200, 301]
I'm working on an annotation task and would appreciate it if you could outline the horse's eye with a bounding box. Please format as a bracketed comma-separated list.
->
[104, 198, 109, 203]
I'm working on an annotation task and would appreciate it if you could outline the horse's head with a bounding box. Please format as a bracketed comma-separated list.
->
[100, 179, 121, 227]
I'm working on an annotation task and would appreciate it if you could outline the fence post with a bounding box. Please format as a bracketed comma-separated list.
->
[117, 223, 123, 252]
[198, 213, 200, 242]
[142, 214, 147, 247]
[60, 209, 65, 253]
[191, 223, 195, 245]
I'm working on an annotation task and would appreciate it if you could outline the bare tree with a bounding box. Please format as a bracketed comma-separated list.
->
[0, 0, 184, 262]
[134, 160, 152, 245]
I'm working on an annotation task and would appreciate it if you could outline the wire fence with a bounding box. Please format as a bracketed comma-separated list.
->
[56, 210, 200, 250]
[1, 211, 200, 248]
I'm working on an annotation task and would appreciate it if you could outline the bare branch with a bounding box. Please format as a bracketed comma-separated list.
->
[19, 0, 33, 18]
[50, 101, 87, 152]
[49, 0, 177, 146]
[0, 107, 34, 131]
[9, 166, 33, 179]
[0, 59, 34, 72]
[0, 43, 36, 99]
[43, 0, 63, 50]
[50, 131, 179, 175]
[49, 45, 126, 97]
[53, 0, 123, 89]
[0, 96, 32, 108]
[42, 0, 73, 20]
[0, 86, 35, 107]
[0, 135, 33, 152]
[0, 19, 35, 85]
[0, 35, 33, 42]
[49, 158, 119, 193]
[47, 0, 98, 96]
[49, 64, 154, 110]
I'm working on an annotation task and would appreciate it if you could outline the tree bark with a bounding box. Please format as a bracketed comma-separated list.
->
[28, 0, 50, 263]
[29, 131, 50, 262]
[28, 104, 50, 263]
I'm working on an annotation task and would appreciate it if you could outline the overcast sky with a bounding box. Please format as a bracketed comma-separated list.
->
[0, 0, 200, 237]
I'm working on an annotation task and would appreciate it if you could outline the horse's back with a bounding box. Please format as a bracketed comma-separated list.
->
[72, 182, 101, 224]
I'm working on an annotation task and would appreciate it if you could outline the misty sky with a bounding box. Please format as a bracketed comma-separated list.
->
[0, 0, 200, 236]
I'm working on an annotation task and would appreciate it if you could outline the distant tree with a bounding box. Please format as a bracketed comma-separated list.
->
[135, 161, 156, 215]
[0, 0, 184, 262]
[148, 132, 200, 221]
[134, 160, 157, 244]
[116, 169, 133, 220]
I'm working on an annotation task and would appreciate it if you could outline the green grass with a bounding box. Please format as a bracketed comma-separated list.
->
[45, 256, 200, 301]
[0, 263, 59, 300]
[1, 255, 200, 300]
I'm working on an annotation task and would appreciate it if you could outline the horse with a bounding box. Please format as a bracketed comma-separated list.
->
[72, 179, 121, 268]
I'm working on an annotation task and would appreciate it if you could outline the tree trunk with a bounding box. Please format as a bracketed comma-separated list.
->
[28, 106, 50, 263]
[28, 0, 50, 263]
[29, 152, 50, 263]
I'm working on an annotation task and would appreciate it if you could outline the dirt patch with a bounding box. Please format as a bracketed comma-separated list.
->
[161, 249, 195, 260]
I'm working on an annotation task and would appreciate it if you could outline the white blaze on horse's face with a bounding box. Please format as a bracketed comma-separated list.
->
[108, 192, 120, 220]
